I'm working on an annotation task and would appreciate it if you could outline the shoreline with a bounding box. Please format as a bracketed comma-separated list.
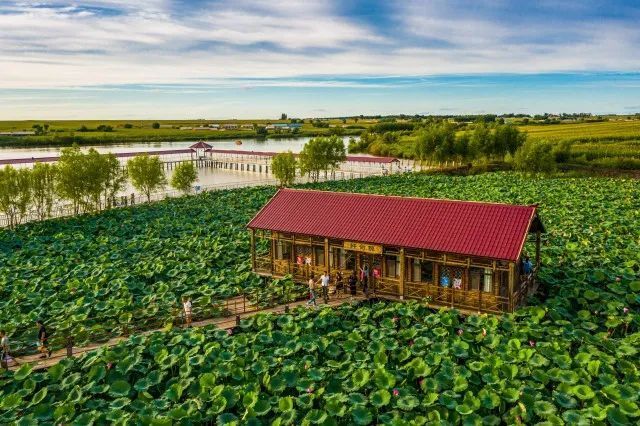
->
[0, 129, 362, 148]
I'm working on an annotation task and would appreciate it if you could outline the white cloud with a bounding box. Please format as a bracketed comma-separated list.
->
[0, 0, 638, 91]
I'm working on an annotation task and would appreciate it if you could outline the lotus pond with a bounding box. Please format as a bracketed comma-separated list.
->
[0, 172, 639, 424]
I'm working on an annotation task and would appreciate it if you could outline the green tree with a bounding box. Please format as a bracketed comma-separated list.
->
[513, 139, 556, 174]
[271, 151, 297, 187]
[299, 136, 346, 181]
[127, 154, 167, 202]
[171, 162, 198, 194]
[470, 122, 493, 159]
[152, 122, 160, 129]
[0, 165, 32, 228]
[255, 126, 268, 138]
[414, 122, 456, 161]
[494, 123, 526, 157]
[31, 163, 57, 220]
[99, 153, 126, 207]
[56, 145, 91, 214]
[280, 113, 287, 120]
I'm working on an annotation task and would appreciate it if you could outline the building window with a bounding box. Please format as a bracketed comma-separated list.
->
[470, 267, 493, 292]
[385, 255, 399, 278]
[331, 247, 346, 269]
[276, 241, 291, 260]
[421, 262, 433, 282]
[410, 259, 433, 283]
[313, 246, 325, 267]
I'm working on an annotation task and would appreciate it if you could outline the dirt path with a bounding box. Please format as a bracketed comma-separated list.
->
[7, 293, 364, 371]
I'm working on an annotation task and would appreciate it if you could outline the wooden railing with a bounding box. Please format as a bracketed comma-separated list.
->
[254, 258, 518, 314]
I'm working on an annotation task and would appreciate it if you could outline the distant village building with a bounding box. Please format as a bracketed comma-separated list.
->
[208, 124, 220, 129]
[222, 124, 238, 130]
[241, 124, 254, 130]
[0, 131, 36, 136]
[179, 126, 193, 130]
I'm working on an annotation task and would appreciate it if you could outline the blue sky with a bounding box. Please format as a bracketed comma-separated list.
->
[0, 1, 639, 119]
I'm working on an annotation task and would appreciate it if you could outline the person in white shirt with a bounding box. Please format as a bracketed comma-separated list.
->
[182, 297, 193, 328]
[320, 272, 330, 303]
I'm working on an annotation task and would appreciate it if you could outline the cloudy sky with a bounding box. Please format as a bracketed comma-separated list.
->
[1, 0, 639, 119]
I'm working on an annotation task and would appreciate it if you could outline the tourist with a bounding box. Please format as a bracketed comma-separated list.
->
[36, 320, 51, 359]
[320, 271, 330, 303]
[335, 271, 344, 294]
[348, 272, 357, 296]
[523, 256, 533, 275]
[307, 274, 317, 308]
[182, 296, 193, 328]
[0, 330, 11, 369]
[360, 264, 369, 296]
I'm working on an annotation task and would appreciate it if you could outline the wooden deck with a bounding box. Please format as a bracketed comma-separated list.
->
[6, 293, 363, 372]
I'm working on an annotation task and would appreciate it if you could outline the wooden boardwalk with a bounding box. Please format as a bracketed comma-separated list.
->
[7, 294, 364, 371]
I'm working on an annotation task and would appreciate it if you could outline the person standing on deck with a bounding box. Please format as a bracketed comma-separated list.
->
[320, 271, 330, 303]
[348, 272, 358, 299]
[36, 320, 51, 359]
[307, 274, 317, 308]
[182, 296, 193, 328]
[360, 264, 369, 297]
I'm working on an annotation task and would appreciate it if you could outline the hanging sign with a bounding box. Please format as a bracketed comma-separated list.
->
[343, 241, 383, 255]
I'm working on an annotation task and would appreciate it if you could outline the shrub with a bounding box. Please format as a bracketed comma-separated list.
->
[513, 139, 556, 174]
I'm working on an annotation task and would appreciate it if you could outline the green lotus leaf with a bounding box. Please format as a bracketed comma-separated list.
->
[571, 385, 595, 400]
[349, 393, 367, 405]
[216, 413, 239, 425]
[304, 409, 327, 424]
[108, 380, 131, 398]
[396, 395, 420, 411]
[607, 407, 630, 426]
[278, 396, 294, 412]
[534, 400, 557, 418]
[13, 364, 34, 381]
[370, 389, 391, 408]
[374, 368, 396, 389]
[351, 406, 373, 425]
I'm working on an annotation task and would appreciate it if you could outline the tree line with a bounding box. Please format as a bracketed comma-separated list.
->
[0, 146, 198, 228]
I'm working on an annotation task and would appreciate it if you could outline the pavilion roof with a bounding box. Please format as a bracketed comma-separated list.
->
[248, 189, 543, 261]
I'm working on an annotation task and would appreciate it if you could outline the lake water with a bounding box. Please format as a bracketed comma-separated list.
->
[0, 136, 373, 191]
[0, 137, 331, 160]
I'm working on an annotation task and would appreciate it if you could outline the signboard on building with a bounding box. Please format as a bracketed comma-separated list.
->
[343, 241, 383, 255]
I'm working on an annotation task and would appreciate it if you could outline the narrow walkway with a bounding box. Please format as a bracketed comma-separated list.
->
[8, 294, 364, 371]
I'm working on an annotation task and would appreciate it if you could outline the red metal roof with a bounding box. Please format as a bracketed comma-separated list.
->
[205, 148, 398, 164]
[248, 189, 540, 261]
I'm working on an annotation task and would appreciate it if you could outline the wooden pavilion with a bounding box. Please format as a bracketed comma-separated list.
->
[247, 189, 544, 314]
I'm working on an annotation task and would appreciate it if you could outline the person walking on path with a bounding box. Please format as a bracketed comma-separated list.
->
[0, 330, 15, 369]
[320, 271, 330, 303]
[307, 274, 317, 308]
[182, 296, 193, 328]
[36, 320, 51, 359]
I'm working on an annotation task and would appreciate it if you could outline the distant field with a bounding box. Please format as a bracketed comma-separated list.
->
[519, 120, 640, 141]
[0, 119, 369, 146]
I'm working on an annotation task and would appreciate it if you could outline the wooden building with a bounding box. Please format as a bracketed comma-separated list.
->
[248, 189, 544, 314]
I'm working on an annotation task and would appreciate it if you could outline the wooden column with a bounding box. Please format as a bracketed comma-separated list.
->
[270, 235, 276, 275]
[324, 238, 330, 274]
[399, 248, 405, 300]
[508, 262, 515, 312]
[250, 229, 256, 271]
[535, 231, 541, 269]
